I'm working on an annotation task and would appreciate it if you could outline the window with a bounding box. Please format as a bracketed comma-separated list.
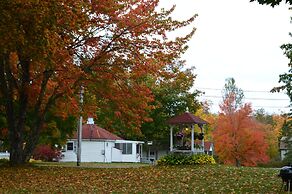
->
[115, 143, 132, 154]
[67, 142, 74, 151]
[114, 143, 122, 150]
[122, 143, 132, 155]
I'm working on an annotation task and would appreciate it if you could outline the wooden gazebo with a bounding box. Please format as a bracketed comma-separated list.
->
[167, 112, 208, 153]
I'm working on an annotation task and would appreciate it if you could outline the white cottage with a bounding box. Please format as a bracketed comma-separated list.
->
[61, 118, 143, 163]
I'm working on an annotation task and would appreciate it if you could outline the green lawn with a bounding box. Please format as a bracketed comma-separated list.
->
[0, 164, 285, 193]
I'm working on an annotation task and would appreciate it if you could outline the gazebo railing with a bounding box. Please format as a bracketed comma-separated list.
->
[172, 148, 204, 154]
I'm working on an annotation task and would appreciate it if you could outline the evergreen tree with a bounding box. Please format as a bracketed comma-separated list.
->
[282, 119, 292, 163]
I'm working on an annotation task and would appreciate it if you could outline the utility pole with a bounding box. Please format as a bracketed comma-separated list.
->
[77, 86, 84, 166]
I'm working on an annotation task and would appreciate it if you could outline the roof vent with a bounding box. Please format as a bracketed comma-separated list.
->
[87, 118, 94, 124]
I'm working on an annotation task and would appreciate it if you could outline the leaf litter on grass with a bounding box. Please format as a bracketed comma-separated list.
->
[0, 165, 282, 193]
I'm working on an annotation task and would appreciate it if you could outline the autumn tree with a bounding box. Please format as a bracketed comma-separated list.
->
[193, 104, 217, 142]
[214, 102, 269, 166]
[214, 79, 269, 166]
[254, 109, 285, 160]
[0, 0, 196, 165]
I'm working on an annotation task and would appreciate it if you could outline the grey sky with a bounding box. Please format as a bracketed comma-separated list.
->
[160, 0, 291, 114]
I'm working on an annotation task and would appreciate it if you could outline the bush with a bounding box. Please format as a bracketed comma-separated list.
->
[32, 145, 61, 162]
[257, 160, 286, 168]
[0, 158, 9, 164]
[157, 153, 216, 166]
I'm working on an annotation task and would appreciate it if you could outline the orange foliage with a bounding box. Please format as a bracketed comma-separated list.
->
[0, 0, 196, 163]
[213, 102, 269, 166]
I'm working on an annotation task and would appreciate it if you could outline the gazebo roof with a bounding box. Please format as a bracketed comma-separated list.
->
[167, 112, 208, 125]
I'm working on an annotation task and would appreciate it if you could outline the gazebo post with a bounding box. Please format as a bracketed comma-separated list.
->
[170, 126, 173, 152]
[191, 124, 194, 153]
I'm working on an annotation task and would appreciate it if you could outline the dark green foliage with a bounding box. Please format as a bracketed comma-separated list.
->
[0, 158, 8, 164]
[141, 63, 201, 143]
[257, 159, 286, 168]
[254, 108, 275, 126]
[156, 153, 216, 165]
[250, 0, 292, 6]
[38, 114, 76, 146]
[271, 33, 292, 110]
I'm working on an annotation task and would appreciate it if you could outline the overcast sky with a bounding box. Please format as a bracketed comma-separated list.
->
[160, 0, 292, 114]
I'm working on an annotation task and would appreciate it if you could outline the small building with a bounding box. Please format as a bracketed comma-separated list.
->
[167, 112, 208, 154]
[61, 118, 143, 163]
[0, 151, 9, 159]
[280, 136, 291, 161]
[142, 141, 214, 163]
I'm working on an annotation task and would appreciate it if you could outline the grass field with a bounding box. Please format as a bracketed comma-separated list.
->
[0, 163, 285, 193]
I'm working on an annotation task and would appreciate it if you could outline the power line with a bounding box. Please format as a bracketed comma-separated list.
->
[253, 105, 290, 109]
[201, 95, 289, 101]
[195, 87, 281, 93]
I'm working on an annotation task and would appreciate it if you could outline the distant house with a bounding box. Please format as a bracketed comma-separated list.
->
[0, 151, 9, 160]
[280, 136, 291, 161]
[0, 140, 9, 159]
[61, 118, 143, 163]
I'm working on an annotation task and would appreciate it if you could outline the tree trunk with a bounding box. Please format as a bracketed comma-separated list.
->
[236, 158, 241, 167]
[9, 142, 27, 165]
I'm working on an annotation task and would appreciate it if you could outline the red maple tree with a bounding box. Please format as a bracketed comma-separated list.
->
[213, 98, 269, 166]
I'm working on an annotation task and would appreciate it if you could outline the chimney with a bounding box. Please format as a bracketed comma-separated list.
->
[87, 118, 94, 124]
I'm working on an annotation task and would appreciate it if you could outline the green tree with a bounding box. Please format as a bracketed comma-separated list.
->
[250, 0, 292, 6]
[221, 77, 244, 113]
[254, 109, 275, 126]
[140, 61, 201, 144]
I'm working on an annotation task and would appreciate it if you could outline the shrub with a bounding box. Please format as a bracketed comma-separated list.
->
[257, 160, 286, 168]
[32, 145, 61, 162]
[0, 158, 9, 164]
[157, 153, 216, 166]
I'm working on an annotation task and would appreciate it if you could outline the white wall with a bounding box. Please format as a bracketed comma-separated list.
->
[61, 140, 114, 163]
[115, 140, 142, 163]
[112, 147, 122, 162]
[81, 141, 114, 163]
[120, 143, 137, 162]
[61, 140, 143, 163]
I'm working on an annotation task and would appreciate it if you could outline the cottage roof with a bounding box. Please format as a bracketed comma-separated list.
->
[72, 124, 123, 140]
[167, 112, 208, 125]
